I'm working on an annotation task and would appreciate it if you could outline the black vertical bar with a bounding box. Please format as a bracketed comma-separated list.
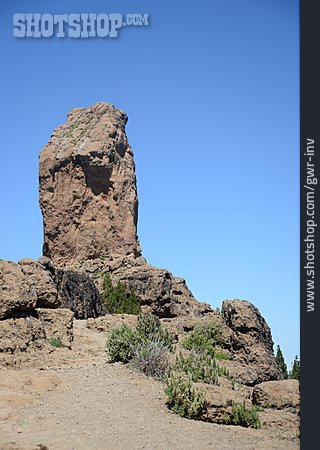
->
[301, 1, 320, 449]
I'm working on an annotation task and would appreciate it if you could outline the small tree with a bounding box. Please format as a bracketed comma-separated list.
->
[102, 273, 141, 315]
[276, 345, 288, 379]
[290, 355, 300, 381]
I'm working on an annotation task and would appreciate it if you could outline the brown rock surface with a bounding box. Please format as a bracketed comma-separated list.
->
[198, 383, 252, 424]
[0, 309, 75, 366]
[0, 261, 36, 319]
[222, 300, 282, 385]
[40, 257, 107, 319]
[19, 258, 60, 309]
[37, 308, 74, 349]
[110, 256, 212, 318]
[79, 255, 213, 318]
[39, 102, 141, 265]
[0, 315, 46, 366]
[0, 260, 59, 319]
[65, 256, 212, 319]
[86, 314, 138, 333]
[259, 410, 300, 441]
[252, 380, 300, 412]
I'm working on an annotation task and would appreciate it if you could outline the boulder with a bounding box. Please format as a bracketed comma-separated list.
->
[216, 360, 266, 387]
[222, 300, 282, 385]
[19, 258, 60, 308]
[0, 259, 60, 320]
[110, 256, 212, 318]
[253, 380, 300, 412]
[0, 260, 37, 319]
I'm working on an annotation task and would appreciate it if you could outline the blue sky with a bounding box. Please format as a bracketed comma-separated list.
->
[0, 0, 299, 367]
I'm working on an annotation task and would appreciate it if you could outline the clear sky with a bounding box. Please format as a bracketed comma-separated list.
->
[0, 0, 299, 367]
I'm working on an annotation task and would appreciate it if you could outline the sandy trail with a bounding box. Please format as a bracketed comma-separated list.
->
[0, 321, 298, 450]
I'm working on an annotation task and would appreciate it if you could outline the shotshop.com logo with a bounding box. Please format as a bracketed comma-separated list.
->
[13, 13, 149, 38]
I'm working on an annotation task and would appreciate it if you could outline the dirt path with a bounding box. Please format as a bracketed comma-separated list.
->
[0, 322, 298, 450]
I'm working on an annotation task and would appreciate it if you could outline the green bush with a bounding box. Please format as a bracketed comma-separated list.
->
[216, 364, 230, 379]
[172, 352, 219, 385]
[131, 339, 169, 379]
[106, 324, 139, 362]
[105, 313, 174, 368]
[225, 402, 261, 429]
[48, 338, 62, 348]
[136, 313, 174, 351]
[181, 321, 225, 356]
[102, 273, 141, 315]
[165, 371, 207, 419]
[214, 348, 233, 361]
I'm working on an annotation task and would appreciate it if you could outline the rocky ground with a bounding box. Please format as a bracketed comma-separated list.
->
[0, 320, 299, 450]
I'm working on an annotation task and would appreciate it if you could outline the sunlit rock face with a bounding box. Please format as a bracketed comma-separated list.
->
[39, 102, 141, 266]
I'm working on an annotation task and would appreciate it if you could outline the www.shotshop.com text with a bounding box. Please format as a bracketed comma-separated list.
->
[304, 138, 317, 312]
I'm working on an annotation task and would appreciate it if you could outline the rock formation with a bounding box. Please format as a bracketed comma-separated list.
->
[0, 259, 74, 365]
[1, 103, 284, 378]
[252, 379, 300, 412]
[40, 257, 107, 319]
[0, 103, 298, 444]
[221, 300, 283, 384]
[0, 259, 59, 319]
[38, 102, 212, 318]
[39, 103, 140, 265]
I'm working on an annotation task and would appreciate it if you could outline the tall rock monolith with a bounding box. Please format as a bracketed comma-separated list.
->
[39, 103, 141, 265]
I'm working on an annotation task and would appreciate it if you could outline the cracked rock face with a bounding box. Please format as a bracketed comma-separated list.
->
[39, 102, 141, 266]
[221, 300, 283, 384]
[0, 259, 60, 319]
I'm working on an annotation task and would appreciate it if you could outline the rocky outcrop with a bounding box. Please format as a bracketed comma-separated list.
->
[78, 255, 212, 318]
[38, 103, 212, 319]
[0, 258, 105, 321]
[0, 259, 59, 319]
[0, 308, 74, 366]
[0, 315, 46, 358]
[0, 260, 77, 364]
[221, 300, 282, 385]
[55, 269, 106, 319]
[0, 261, 36, 319]
[18, 258, 60, 309]
[110, 257, 212, 318]
[39, 102, 141, 265]
[40, 257, 106, 319]
[253, 380, 300, 412]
